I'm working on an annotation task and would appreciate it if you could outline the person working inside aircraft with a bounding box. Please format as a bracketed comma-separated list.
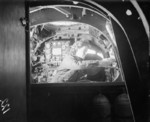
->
[51, 36, 116, 83]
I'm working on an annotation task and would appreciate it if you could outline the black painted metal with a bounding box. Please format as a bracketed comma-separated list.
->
[0, 0, 148, 122]
[0, 1, 27, 122]
[27, 1, 148, 122]
[111, 18, 148, 122]
[29, 83, 126, 122]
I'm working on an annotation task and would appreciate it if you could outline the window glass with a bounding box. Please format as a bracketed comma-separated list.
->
[30, 5, 124, 83]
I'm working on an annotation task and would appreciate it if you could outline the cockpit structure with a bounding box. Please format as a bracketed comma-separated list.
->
[29, 5, 124, 84]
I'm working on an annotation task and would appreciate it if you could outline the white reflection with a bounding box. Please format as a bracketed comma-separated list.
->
[126, 9, 132, 16]
[86, 49, 96, 54]
[73, 1, 79, 4]
[52, 48, 61, 55]
[76, 46, 86, 58]
[105, 22, 116, 46]
[97, 53, 104, 58]
[50, 21, 78, 26]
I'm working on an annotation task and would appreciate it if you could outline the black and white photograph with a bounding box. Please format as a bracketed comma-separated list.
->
[0, 0, 149, 122]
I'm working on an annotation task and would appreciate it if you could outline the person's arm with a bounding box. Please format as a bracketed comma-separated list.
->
[97, 58, 116, 67]
[78, 57, 116, 69]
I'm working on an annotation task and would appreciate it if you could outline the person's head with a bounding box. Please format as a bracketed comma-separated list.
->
[73, 40, 90, 59]
[68, 35, 93, 58]
[75, 46, 87, 59]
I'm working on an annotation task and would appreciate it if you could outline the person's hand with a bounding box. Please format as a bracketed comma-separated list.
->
[100, 58, 116, 67]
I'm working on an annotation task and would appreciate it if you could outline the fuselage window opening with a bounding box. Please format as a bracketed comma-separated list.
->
[29, 4, 124, 84]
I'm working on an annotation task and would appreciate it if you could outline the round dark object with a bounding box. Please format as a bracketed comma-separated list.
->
[114, 93, 133, 117]
[92, 94, 111, 118]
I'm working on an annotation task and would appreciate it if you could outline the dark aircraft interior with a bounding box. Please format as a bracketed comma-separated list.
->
[28, 3, 134, 122]
[30, 21, 122, 84]
[0, 0, 149, 122]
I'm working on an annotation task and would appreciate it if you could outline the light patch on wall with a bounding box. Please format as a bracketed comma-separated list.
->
[73, 1, 79, 5]
[126, 9, 132, 16]
[52, 48, 61, 55]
